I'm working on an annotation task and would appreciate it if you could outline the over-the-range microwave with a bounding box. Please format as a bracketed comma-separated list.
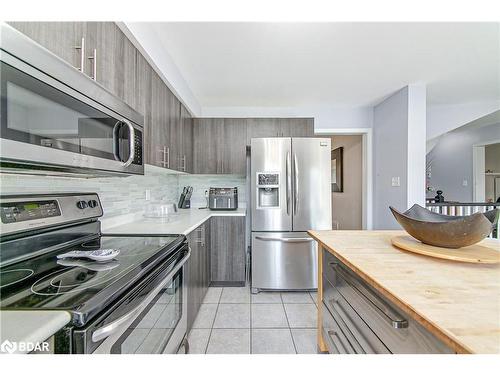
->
[0, 23, 144, 177]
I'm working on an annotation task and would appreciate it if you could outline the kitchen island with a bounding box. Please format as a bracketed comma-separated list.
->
[308, 230, 500, 354]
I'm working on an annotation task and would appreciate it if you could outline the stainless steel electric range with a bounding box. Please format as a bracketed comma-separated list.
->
[0, 193, 190, 354]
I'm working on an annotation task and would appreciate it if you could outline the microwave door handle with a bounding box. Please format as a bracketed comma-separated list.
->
[92, 247, 191, 343]
[122, 120, 135, 168]
[112, 120, 122, 162]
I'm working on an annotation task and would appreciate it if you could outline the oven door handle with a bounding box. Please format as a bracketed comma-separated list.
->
[91, 247, 191, 343]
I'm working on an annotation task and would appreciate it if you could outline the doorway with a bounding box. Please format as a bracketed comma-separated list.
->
[473, 140, 500, 203]
[316, 128, 373, 230]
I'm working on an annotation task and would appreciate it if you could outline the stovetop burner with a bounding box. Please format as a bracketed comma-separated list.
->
[0, 234, 185, 326]
[0, 268, 35, 288]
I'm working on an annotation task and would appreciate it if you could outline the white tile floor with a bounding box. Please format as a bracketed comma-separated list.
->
[187, 285, 319, 354]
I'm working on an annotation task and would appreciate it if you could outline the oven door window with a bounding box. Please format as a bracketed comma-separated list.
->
[0, 61, 134, 163]
[110, 270, 183, 354]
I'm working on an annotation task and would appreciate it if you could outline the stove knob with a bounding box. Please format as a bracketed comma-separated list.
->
[76, 200, 88, 209]
[88, 200, 98, 208]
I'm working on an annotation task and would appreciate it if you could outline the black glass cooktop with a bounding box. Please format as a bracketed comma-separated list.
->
[0, 234, 185, 326]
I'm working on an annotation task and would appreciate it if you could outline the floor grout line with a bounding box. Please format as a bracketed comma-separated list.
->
[204, 287, 222, 354]
[281, 292, 298, 354]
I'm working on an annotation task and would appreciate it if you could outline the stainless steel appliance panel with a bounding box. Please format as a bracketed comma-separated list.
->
[251, 138, 292, 231]
[0, 24, 144, 176]
[251, 232, 317, 291]
[292, 138, 332, 231]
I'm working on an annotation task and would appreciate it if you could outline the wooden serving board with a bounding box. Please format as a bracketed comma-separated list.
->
[391, 235, 500, 264]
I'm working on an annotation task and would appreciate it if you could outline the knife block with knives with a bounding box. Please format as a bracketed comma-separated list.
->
[178, 186, 193, 209]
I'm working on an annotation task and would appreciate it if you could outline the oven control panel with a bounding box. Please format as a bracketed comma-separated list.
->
[1, 200, 61, 224]
[0, 193, 103, 235]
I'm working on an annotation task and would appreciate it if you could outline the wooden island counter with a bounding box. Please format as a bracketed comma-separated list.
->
[308, 230, 500, 354]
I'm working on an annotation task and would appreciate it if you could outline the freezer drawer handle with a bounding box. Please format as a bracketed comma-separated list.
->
[91, 248, 191, 343]
[255, 236, 314, 243]
[331, 263, 408, 329]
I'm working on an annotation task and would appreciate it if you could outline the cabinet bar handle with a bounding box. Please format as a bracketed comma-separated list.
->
[75, 37, 85, 73]
[88, 48, 97, 80]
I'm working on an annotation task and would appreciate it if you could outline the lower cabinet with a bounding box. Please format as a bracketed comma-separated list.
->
[320, 249, 454, 354]
[210, 216, 246, 286]
[186, 221, 210, 330]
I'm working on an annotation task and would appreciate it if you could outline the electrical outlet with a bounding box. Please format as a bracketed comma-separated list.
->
[391, 177, 401, 187]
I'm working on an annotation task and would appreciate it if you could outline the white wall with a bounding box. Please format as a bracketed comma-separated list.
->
[373, 85, 427, 229]
[427, 100, 500, 140]
[201, 105, 374, 132]
[427, 122, 500, 202]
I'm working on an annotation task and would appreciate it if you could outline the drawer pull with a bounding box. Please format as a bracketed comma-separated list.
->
[326, 330, 354, 354]
[332, 263, 408, 329]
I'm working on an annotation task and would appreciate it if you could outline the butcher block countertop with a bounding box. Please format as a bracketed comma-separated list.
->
[308, 230, 500, 354]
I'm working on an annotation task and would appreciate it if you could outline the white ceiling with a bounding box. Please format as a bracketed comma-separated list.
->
[148, 22, 499, 108]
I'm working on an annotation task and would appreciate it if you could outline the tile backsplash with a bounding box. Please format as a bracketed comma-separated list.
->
[0, 165, 179, 219]
[0, 165, 247, 219]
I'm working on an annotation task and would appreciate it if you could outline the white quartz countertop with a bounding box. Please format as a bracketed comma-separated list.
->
[0, 310, 71, 354]
[102, 208, 246, 236]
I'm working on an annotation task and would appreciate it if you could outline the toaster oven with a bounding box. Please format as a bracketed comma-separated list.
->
[208, 187, 238, 210]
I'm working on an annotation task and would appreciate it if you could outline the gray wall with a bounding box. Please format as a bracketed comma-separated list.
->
[373, 87, 409, 229]
[331, 135, 363, 230]
[427, 122, 500, 202]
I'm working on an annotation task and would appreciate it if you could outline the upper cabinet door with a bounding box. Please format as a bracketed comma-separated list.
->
[8, 22, 87, 72]
[246, 118, 282, 145]
[180, 104, 194, 173]
[223, 119, 247, 175]
[88, 23, 136, 108]
[136, 52, 152, 163]
[193, 118, 224, 174]
[166, 90, 181, 171]
[150, 71, 169, 168]
[280, 118, 315, 138]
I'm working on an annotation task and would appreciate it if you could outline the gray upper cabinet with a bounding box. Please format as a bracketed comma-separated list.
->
[166, 90, 181, 171]
[149, 71, 169, 168]
[246, 118, 281, 145]
[279, 118, 315, 137]
[180, 104, 193, 173]
[193, 118, 224, 174]
[136, 52, 152, 163]
[88, 23, 137, 109]
[8, 22, 88, 73]
[222, 119, 247, 175]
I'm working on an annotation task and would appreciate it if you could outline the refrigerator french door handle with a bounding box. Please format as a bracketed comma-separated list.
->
[255, 236, 313, 243]
[293, 153, 299, 215]
[286, 151, 291, 215]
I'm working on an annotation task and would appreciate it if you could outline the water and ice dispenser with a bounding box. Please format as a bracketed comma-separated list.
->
[256, 173, 280, 208]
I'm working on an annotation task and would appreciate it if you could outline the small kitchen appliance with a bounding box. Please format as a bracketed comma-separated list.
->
[0, 193, 189, 354]
[208, 187, 238, 210]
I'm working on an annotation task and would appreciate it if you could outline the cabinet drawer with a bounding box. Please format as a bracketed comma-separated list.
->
[322, 276, 389, 354]
[322, 302, 356, 354]
[329, 262, 453, 354]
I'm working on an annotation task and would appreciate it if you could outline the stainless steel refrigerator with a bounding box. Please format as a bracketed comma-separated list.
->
[250, 137, 332, 293]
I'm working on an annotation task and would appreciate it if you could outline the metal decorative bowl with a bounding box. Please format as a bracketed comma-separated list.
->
[389, 204, 499, 248]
